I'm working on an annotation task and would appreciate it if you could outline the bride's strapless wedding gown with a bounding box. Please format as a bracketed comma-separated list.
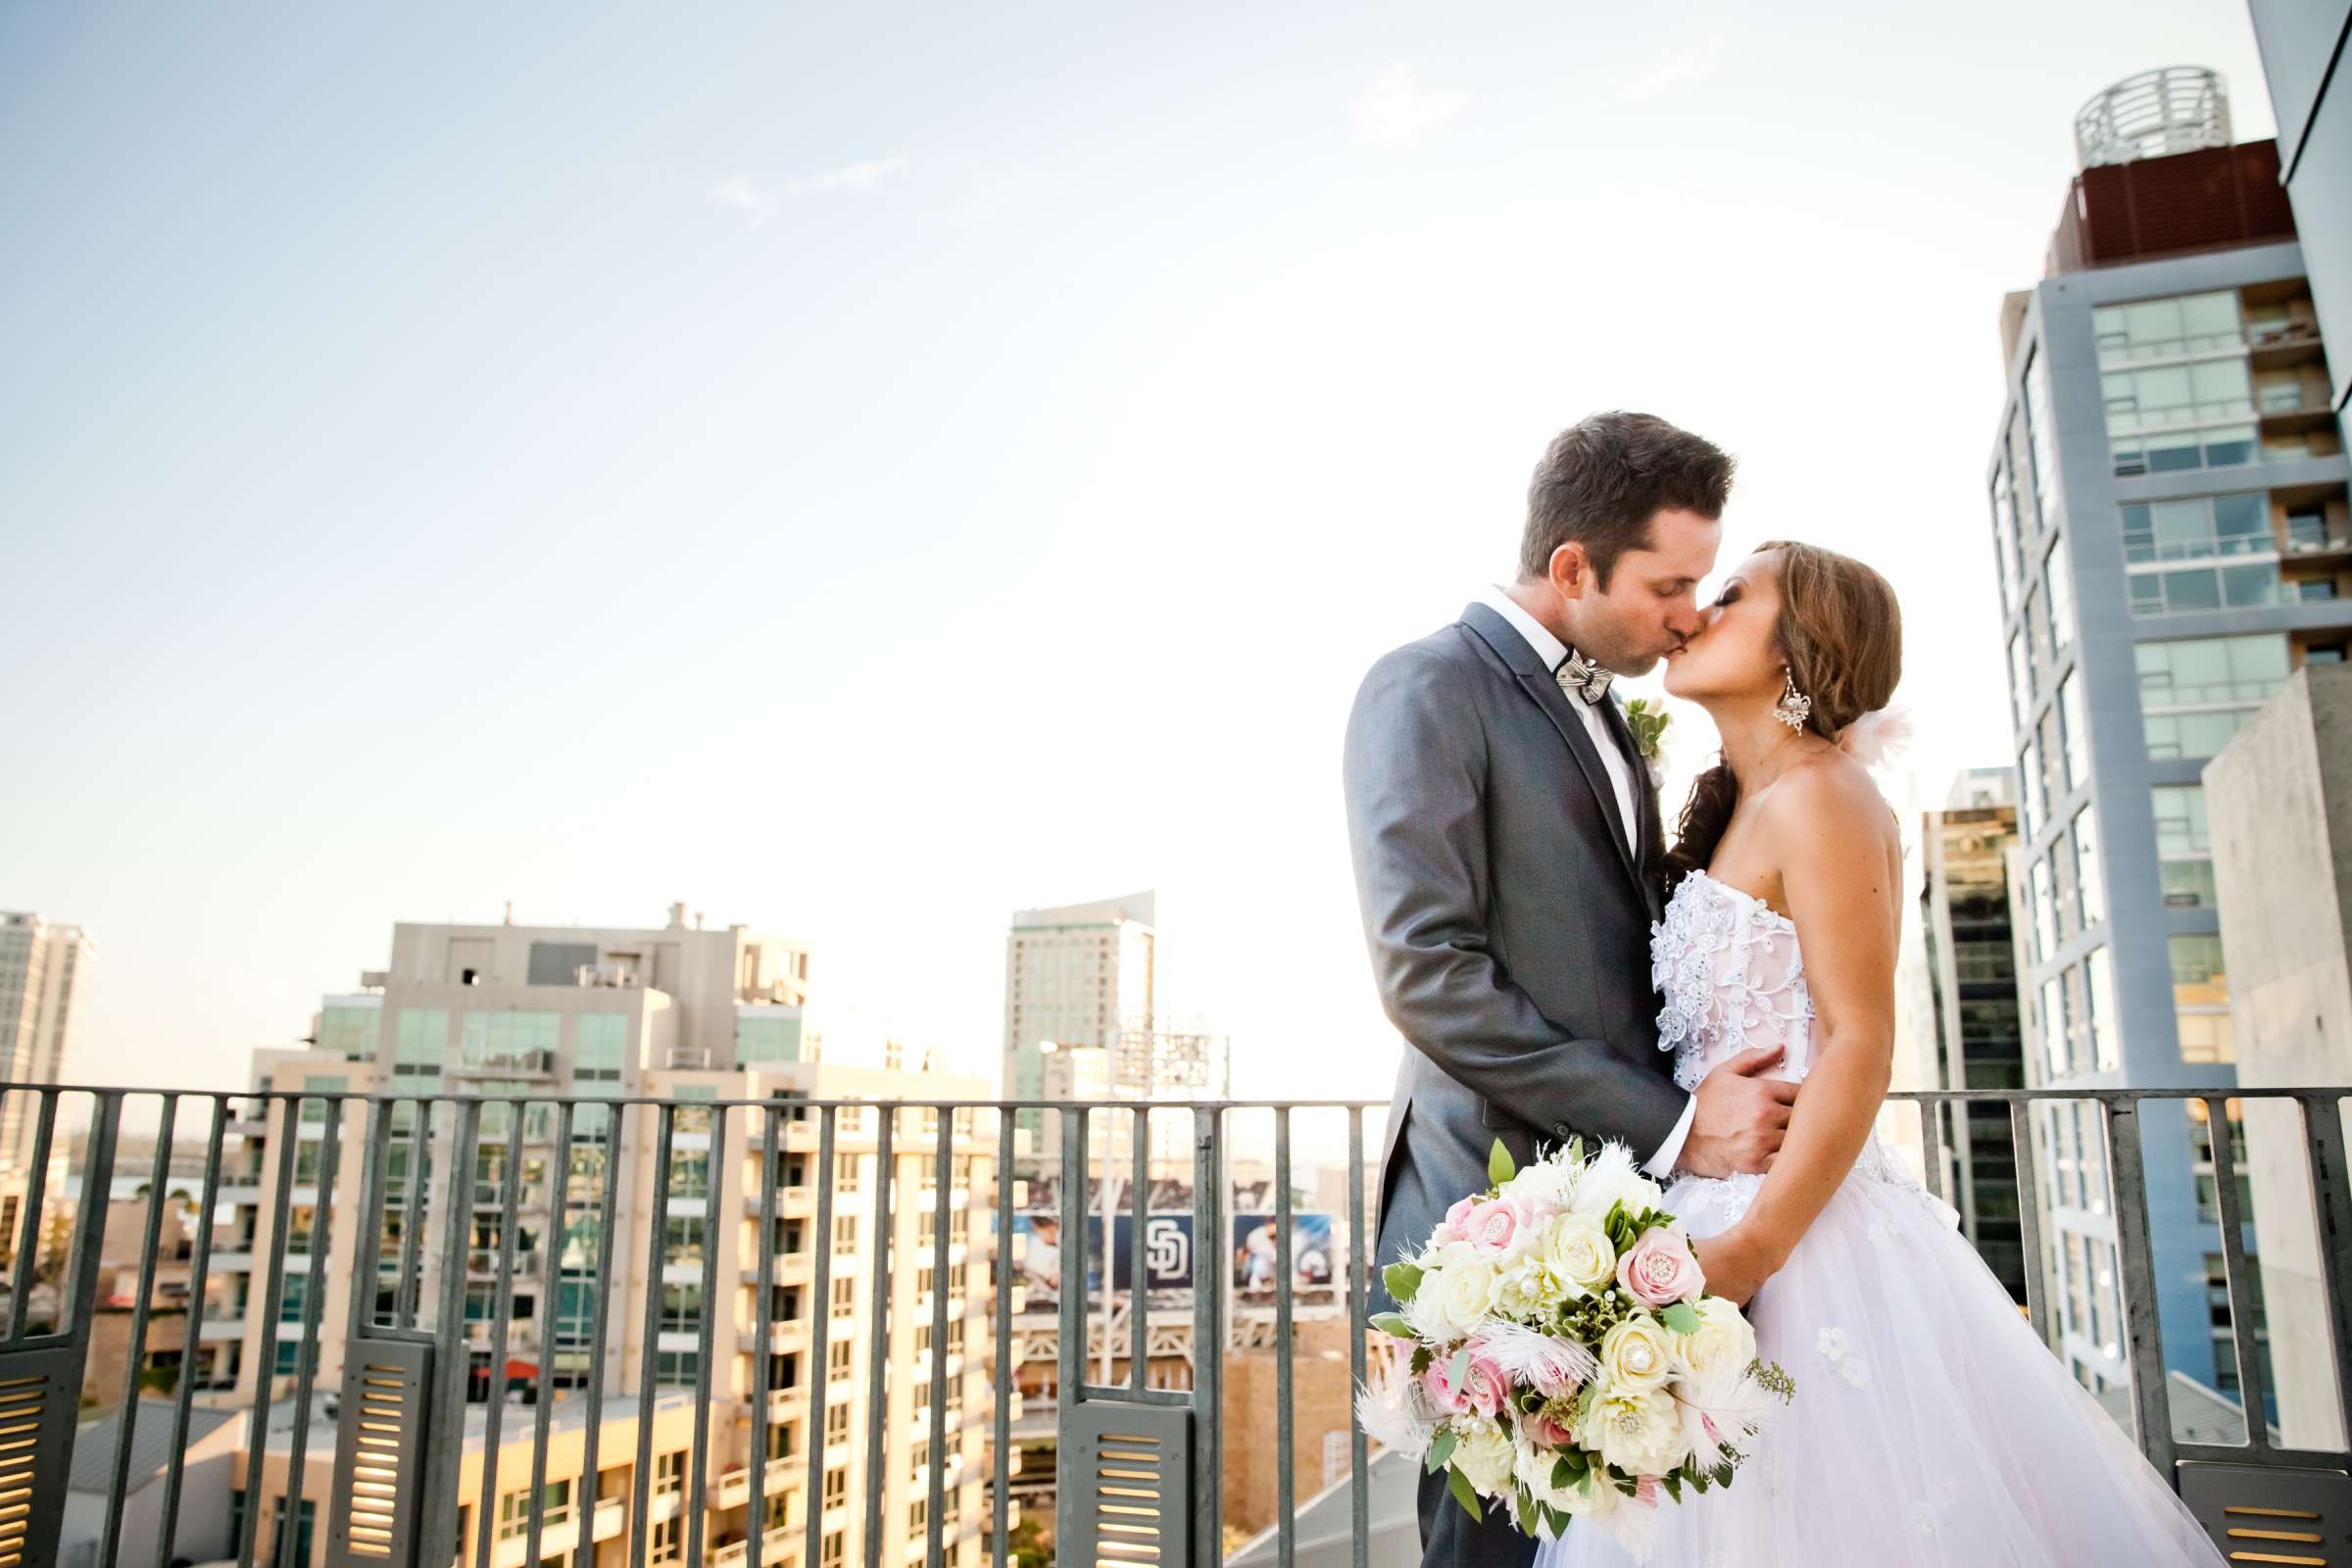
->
[1537, 870, 2226, 1568]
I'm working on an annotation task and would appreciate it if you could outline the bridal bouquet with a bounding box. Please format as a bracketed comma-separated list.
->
[1356, 1139, 1793, 1559]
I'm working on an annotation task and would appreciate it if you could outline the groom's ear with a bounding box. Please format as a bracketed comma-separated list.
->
[1546, 541, 1595, 600]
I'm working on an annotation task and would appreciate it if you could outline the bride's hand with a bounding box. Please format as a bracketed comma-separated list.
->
[1696, 1227, 1774, 1307]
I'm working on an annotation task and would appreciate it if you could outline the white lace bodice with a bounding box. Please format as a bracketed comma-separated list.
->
[1650, 869, 1935, 1213]
[1652, 870, 1815, 1095]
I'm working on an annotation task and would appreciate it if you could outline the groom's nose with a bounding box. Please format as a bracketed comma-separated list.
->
[1664, 598, 1705, 643]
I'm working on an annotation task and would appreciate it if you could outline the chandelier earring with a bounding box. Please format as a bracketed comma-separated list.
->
[1775, 666, 1813, 732]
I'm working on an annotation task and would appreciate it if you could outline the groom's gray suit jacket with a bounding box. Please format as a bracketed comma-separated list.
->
[1346, 602, 1683, 1309]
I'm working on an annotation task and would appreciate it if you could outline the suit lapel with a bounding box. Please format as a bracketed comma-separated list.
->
[1459, 604, 1644, 900]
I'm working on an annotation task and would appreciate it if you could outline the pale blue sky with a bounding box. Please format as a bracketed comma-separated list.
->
[1, 2, 2277, 1101]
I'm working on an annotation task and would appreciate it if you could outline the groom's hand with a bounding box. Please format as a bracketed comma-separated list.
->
[1678, 1045, 1797, 1179]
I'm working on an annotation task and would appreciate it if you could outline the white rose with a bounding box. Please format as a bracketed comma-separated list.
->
[1591, 1383, 1689, 1478]
[1451, 1418, 1518, 1497]
[1669, 1295, 1758, 1381]
[1539, 1213, 1618, 1296]
[1490, 1255, 1545, 1319]
[1501, 1156, 1579, 1218]
[1599, 1317, 1678, 1396]
[1406, 1254, 1499, 1342]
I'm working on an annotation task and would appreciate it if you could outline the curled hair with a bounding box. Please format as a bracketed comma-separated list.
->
[1661, 540, 1903, 892]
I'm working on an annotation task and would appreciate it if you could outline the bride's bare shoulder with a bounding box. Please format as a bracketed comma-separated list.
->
[1757, 749, 1898, 856]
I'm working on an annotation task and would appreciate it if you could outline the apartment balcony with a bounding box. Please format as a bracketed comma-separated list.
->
[18, 1080, 2350, 1568]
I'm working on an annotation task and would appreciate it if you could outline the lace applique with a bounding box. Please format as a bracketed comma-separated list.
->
[1816, 1326, 1871, 1389]
[1650, 872, 1815, 1094]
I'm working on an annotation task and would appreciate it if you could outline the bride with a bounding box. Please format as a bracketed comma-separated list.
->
[1541, 541, 2225, 1566]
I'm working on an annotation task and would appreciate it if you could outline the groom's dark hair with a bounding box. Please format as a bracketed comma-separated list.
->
[1521, 412, 1736, 587]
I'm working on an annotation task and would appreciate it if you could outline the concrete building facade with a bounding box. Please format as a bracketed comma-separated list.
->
[2251, 1, 2352, 414]
[0, 912, 94, 1187]
[2205, 662, 2352, 1448]
[1987, 77, 2350, 1400]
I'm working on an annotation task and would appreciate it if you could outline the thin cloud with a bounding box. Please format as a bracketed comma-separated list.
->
[711, 157, 909, 228]
[1352, 63, 1470, 148]
[1619, 37, 1725, 102]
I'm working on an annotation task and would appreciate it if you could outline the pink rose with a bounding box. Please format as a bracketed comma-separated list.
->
[1425, 1346, 1509, 1419]
[1616, 1225, 1705, 1307]
[1420, 1362, 1464, 1415]
[1434, 1196, 1478, 1245]
[1525, 1408, 1576, 1449]
[1460, 1198, 1524, 1257]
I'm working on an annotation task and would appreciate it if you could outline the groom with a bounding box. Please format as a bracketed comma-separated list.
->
[1344, 412, 1796, 1568]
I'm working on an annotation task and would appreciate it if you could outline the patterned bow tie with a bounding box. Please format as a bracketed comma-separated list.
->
[1555, 650, 1614, 706]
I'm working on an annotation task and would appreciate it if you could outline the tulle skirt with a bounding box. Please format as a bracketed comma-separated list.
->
[1536, 1144, 2227, 1568]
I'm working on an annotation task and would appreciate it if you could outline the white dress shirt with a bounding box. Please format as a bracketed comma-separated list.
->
[1479, 585, 1697, 1178]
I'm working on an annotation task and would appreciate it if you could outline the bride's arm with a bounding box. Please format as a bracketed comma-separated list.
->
[1699, 761, 1900, 1303]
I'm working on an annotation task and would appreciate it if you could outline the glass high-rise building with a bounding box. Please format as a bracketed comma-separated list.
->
[1989, 69, 2344, 1410]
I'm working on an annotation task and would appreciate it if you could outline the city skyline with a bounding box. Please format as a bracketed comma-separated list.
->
[0, 2, 2282, 1104]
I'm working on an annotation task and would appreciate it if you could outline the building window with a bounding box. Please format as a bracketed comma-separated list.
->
[832, 1216, 857, 1254]
[2057, 674, 2088, 793]
[827, 1340, 853, 1380]
[2045, 540, 2076, 657]
[574, 1014, 626, 1080]
[825, 1400, 851, 1446]
[654, 1349, 700, 1386]
[2029, 859, 2056, 965]
[823, 1466, 848, 1510]
[2094, 290, 2243, 364]
[317, 1005, 379, 1061]
[2086, 947, 2119, 1072]
[2178, 1009, 2236, 1065]
[2155, 790, 2218, 912]
[830, 1276, 856, 1318]
[2129, 561, 2278, 616]
[2021, 734, 2045, 840]
[835, 1153, 860, 1195]
[461, 1010, 559, 1073]
[2041, 974, 2070, 1078]
[2073, 807, 2105, 929]
[658, 1284, 702, 1334]
[2008, 631, 2033, 730]
[822, 1531, 846, 1568]
[394, 1009, 450, 1077]
[2025, 346, 2065, 531]
[737, 1011, 804, 1064]
[2122, 493, 2270, 564]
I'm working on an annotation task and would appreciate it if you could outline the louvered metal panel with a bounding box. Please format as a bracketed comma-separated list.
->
[0, 1345, 91, 1568]
[2178, 1461, 2352, 1565]
[324, 1338, 435, 1567]
[1063, 1401, 1190, 1568]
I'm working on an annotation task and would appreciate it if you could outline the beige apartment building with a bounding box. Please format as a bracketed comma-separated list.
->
[199, 906, 1008, 1568]
[0, 912, 94, 1210]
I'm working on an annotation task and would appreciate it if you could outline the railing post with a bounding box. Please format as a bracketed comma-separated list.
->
[2103, 1095, 2178, 1476]
[1189, 1104, 1224, 1568]
[1054, 1104, 1088, 1552]
[416, 1097, 483, 1568]
[2200, 1097, 2271, 1450]
[2008, 1096, 2055, 1346]
[1346, 1105, 1370, 1568]
[2300, 1093, 2352, 1451]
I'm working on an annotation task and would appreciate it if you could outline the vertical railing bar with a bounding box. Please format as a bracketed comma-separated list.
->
[155, 1095, 228, 1568]
[926, 1112, 952, 1566]
[2009, 1100, 2054, 1346]
[2298, 1093, 2352, 1453]
[48, 1090, 118, 1562]
[685, 1102, 730, 1568]
[1346, 1106, 1369, 1568]
[750, 1101, 779, 1568]
[577, 1100, 627, 1558]
[100, 1091, 178, 1567]
[279, 1092, 343, 1561]
[1274, 1107, 1296, 1568]
[806, 1104, 838, 1568]
[395, 1097, 430, 1329]
[1921, 1097, 1950, 1204]
[631, 1101, 677, 1568]
[2201, 1095, 2270, 1451]
[1129, 1106, 1149, 1393]
[237, 1092, 302, 1568]
[861, 1105, 897, 1568]
[474, 1102, 531, 1568]
[1189, 1105, 1223, 1568]
[416, 1096, 484, 1568]
[2104, 1094, 2178, 1477]
[991, 1109, 1012, 1568]
[524, 1099, 576, 1568]
[1053, 1105, 1087, 1556]
[346, 1097, 396, 1343]
[7, 1089, 60, 1340]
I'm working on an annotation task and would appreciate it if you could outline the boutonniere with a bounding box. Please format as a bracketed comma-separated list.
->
[1623, 697, 1671, 788]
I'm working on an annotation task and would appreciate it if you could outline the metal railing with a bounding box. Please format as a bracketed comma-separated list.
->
[3, 1081, 2348, 1568]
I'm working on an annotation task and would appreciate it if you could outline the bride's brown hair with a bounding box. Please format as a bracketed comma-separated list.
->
[1660, 540, 1903, 893]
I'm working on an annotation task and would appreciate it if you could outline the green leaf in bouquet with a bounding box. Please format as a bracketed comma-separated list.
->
[1550, 1456, 1574, 1490]
[1446, 1463, 1485, 1523]
[1543, 1503, 1570, 1539]
[1566, 1135, 1584, 1167]
[1383, 1262, 1423, 1304]
[1489, 1139, 1516, 1188]
[1658, 1300, 1702, 1335]
[1573, 1380, 1600, 1434]
[1426, 1428, 1457, 1475]
[1368, 1312, 1416, 1340]
[1409, 1346, 1433, 1375]
[1447, 1347, 1470, 1396]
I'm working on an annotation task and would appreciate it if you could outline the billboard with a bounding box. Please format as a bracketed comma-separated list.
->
[1011, 1209, 1336, 1306]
